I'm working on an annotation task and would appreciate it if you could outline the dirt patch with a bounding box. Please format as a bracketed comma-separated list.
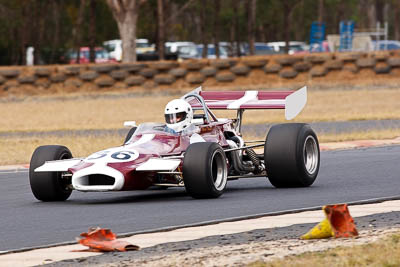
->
[2, 88, 400, 133]
[103, 228, 398, 267]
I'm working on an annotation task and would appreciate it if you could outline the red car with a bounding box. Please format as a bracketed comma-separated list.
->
[29, 86, 320, 201]
[68, 47, 117, 64]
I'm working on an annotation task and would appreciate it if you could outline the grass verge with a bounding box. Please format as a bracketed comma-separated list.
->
[248, 231, 400, 267]
[1, 88, 400, 133]
[244, 128, 400, 143]
[1, 134, 122, 165]
[315, 129, 400, 142]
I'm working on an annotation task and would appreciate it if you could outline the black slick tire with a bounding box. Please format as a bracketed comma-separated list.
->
[29, 145, 73, 201]
[183, 142, 228, 199]
[264, 123, 320, 188]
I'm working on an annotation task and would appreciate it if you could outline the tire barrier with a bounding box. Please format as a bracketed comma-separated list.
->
[2, 51, 400, 95]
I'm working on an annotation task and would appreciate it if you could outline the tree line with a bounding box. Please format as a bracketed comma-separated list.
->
[0, 0, 399, 65]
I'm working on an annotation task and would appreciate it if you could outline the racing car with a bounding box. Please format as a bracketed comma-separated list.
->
[29, 86, 320, 201]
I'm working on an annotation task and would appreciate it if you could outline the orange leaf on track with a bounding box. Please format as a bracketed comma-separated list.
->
[74, 227, 139, 252]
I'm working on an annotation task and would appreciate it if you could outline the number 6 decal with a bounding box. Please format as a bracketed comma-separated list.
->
[87, 151, 109, 160]
[86, 149, 139, 163]
[111, 151, 137, 160]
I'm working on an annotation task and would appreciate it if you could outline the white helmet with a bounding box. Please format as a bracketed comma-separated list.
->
[164, 99, 193, 132]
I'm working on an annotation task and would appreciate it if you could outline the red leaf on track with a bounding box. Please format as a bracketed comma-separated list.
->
[73, 227, 139, 252]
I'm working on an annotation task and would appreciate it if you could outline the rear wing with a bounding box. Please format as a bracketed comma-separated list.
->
[187, 86, 307, 120]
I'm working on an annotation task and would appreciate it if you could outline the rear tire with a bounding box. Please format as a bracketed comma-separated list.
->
[183, 142, 228, 199]
[29, 145, 73, 201]
[264, 123, 320, 188]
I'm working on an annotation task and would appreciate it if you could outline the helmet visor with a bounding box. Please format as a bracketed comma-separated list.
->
[165, 111, 187, 124]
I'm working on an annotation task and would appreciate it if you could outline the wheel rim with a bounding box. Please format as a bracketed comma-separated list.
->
[303, 135, 319, 175]
[211, 150, 227, 191]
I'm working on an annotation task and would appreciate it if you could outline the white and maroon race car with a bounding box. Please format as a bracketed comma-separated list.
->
[29, 86, 320, 201]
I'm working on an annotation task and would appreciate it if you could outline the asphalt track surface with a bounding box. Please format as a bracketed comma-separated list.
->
[1, 145, 400, 252]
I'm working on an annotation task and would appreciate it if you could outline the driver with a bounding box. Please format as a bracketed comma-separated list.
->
[164, 99, 194, 134]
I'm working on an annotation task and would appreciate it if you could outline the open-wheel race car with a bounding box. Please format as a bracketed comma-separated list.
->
[29, 86, 320, 201]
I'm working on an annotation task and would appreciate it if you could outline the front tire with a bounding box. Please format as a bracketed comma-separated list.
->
[183, 142, 228, 199]
[264, 123, 320, 188]
[29, 145, 73, 201]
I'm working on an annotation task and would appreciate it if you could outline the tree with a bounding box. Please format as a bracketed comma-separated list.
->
[2, 0, 400, 66]
[393, 0, 400, 40]
[357, 0, 369, 30]
[106, 0, 147, 62]
[200, 0, 208, 58]
[89, 0, 97, 63]
[232, 0, 242, 56]
[157, 0, 165, 60]
[247, 0, 256, 55]
[32, 1, 48, 65]
[213, 0, 221, 58]
[318, 0, 324, 23]
[49, 0, 61, 63]
[74, 0, 87, 64]
[375, 0, 384, 24]
[281, 0, 300, 53]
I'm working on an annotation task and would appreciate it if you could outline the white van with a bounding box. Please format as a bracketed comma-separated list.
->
[103, 39, 153, 61]
[266, 41, 307, 55]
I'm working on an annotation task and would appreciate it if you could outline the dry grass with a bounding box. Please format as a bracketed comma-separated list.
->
[0, 94, 171, 133]
[316, 129, 400, 143]
[1, 88, 400, 133]
[0, 134, 122, 165]
[249, 232, 400, 267]
[243, 129, 400, 143]
[1, 87, 400, 165]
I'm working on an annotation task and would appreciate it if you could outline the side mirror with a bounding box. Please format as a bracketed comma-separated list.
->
[124, 121, 137, 128]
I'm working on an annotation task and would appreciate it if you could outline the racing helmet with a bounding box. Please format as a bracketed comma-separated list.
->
[164, 99, 193, 132]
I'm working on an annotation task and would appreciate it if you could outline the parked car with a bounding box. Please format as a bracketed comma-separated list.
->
[267, 41, 307, 55]
[308, 41, 330, 53]
[196, 44, 228, 59]
[68, 47, 116, 64]
[219, 41, 248, 57]
[103, 39, 154, 61]
[165, 42, 199, 60]
[373, 40, 400, 51]
[251, 42, 276, 55]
